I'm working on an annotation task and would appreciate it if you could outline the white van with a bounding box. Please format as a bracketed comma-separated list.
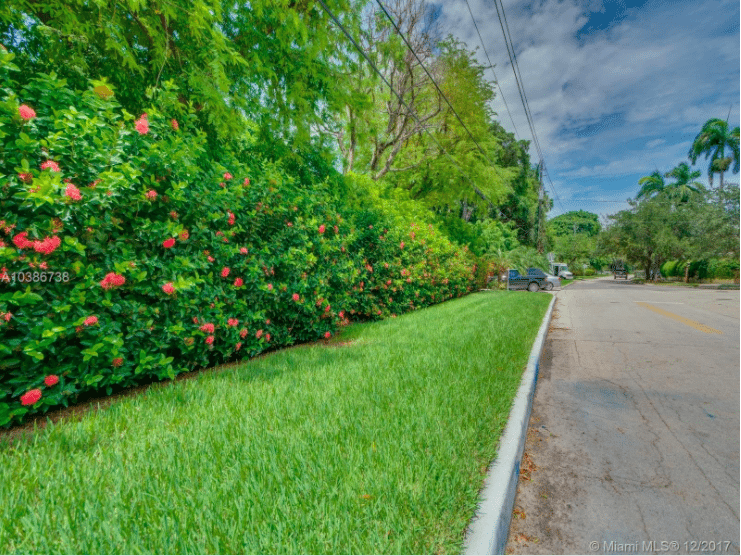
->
[550, 262, 573, 280]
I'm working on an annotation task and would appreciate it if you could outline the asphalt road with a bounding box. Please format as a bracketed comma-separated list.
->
[505, 278, 740, 555]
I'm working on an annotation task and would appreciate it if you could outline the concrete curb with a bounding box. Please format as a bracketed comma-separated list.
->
[462, 293, 557, 555]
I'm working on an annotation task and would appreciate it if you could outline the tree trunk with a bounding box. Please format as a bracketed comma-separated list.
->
[719, 170, 724, 194]
[684, 262, 690, 283]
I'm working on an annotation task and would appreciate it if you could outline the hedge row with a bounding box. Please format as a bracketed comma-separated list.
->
[660, 258, 740, 280]
[0, 52, 475, 427]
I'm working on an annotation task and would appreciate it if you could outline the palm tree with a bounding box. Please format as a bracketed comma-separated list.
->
[663, 162, 705, 202]
[688, 118, 740, 192]
[636, 171, 666, 199]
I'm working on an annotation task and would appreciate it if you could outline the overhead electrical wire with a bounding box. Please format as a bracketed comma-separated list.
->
[314, 0, 493, 204]
[461, 0, 520, 140]
[372, 0, 510, 185]
[489, 0, 567, 214]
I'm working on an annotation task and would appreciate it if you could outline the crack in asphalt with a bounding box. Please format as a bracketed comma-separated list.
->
[629, 366, 739, 522]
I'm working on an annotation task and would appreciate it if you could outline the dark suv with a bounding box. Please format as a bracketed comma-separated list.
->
[508, 269, 548, 292]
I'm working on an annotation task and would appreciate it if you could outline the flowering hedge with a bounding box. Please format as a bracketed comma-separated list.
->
[0, 51, 475, 427]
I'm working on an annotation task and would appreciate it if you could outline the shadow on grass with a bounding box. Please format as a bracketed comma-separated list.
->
[0, 324, 367, 448]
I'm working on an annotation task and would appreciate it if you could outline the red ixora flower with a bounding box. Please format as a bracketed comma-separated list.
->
[200, 323, 215, 334]
[267, 283, 273, 291]
[227, 318, 239, 327]
[163, 238, 176, 249]
[84, 316, 99, 326]
[44, 375, 59, 387]
[256, 329, 263, 339]
[240, 247, 248, 254]
[324, 331, 331, 339]
[234, 277, 243, 287]
[235, 342, 242, 351]
[243, 177, 250, 186]
[171, 119, 179, 130]
[146, 190, 157, 200]
[223, 172, 233, 180]
[112, 357, 124, 367]
[135, 114, 149, 135]
[292, 293, 300, 302]
[19, 104, 36, 120]
[100, 272, 125, 289]
[18, 172, 33, 183]
[40, 160, 60, 172]
[65, 183, 82, 201]
[239, 328, 248, 338]
[318, 224, 326, 234]
[162, 282, 175, 295]
[33, 235, 61, 255]
[21, 389, 42, 406]
[205, 335, 214, 345]
[221, 267, 230, 278]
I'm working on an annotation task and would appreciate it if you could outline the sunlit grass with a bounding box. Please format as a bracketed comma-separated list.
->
[0, 291, 551, 554]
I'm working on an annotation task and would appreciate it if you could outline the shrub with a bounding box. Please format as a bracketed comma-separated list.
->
[0, 55, 476, 427]
[708, 258, 740, 280]
[584, 268, 595, 276]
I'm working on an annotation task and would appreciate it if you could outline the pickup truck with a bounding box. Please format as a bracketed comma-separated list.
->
[508, 269, 549, 292]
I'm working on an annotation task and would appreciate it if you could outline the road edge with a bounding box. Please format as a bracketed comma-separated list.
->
[462, 292, 557, 555]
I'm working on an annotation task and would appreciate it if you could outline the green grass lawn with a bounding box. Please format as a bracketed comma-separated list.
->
[0, 291, 551, 554]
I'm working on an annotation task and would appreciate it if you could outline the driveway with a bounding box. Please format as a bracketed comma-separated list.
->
[505, 278, 740, 555]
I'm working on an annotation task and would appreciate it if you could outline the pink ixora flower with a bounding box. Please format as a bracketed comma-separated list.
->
[235, 342, 242, 351]
[267, 283, 273, 291]
[13, 231, 33, 250]
[20, 389, 42, 406]
[243, 177, 250, 186]
[18, 172, 33, 183]
[324, 331, 331, 339]
[33, 235, 61, 255]
[240, 247, 248, 254]
[135, 114, 149, 135]
[200, 323, 215, 334]
[266, 333, 271, 342]
[171, 119, 179, 131]
[44, 375, 59, 387]
[162, 282, 175, 295]
[84, 316, 99, 326]
[239, 328, 248, 339]
[318, 224, 326, 234]
[100, 272, 125, 289]
[207, 256, 215, 263]
[292, 293, 300, 302]
[221, 267, 230, 278]
[163, 238, 176, 249]
[234, 277, 243, 287]
[205, 335, 214, 345]
[65, 183, 82, 201]
[146, 190, 157, 200]
[256, 329, 263, 339]
[227, 318, 239, 327]
[19, 104, 36, 120]
[223, 172, 233, 180]
[40, 160, 60, 172]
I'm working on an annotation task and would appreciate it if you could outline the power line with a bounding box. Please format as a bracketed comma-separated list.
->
[315, 0, 492, 204]
[373, 0, 509, 186]
[461, 0, 519, 140]
[490, 0, 567, 215]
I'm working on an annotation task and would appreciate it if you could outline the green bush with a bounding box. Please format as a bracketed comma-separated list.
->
[0, 55, 475, 427]
[584, 268, 595, 276]
[661, 260, 678, 277]
[708, 258, 740, 279]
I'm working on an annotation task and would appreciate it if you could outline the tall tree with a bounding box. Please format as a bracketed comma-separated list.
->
[663, 162, 705, 202]
[688, 118, 740, 192]
[636, 170, 666, 200]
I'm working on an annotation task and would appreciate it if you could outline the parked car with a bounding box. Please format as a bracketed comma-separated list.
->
[527, 268, 561, 290]
[508, 269, 548, 292]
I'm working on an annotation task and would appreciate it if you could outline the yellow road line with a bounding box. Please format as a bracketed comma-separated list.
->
[635, 302, 723, 334]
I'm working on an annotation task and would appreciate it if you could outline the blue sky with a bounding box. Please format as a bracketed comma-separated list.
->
[437, 0, 740, 220]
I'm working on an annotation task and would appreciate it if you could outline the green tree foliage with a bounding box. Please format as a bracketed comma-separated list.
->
[688, 117, 740, 191]
[0, 0, 361, 153]
[547, 210, 601, 237]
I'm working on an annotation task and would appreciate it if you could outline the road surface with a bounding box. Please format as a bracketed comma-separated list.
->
[506, 278, 740, 555]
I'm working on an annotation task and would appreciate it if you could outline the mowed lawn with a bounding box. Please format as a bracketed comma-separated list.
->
[0, 291, 551, 554]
